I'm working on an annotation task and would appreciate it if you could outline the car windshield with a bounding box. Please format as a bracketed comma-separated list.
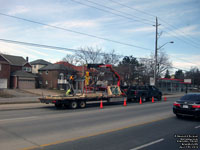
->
[180, 94, 200, 101]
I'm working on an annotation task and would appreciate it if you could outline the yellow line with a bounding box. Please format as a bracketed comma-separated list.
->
[22, 116, 170, 150]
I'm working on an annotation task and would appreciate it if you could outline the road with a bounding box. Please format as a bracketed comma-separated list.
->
[0, 97, 199, 150]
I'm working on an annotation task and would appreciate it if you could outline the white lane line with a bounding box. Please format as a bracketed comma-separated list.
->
[130, 138, 164, 150]
[195, 125, 200, 129]
[0, 116, 37, 122]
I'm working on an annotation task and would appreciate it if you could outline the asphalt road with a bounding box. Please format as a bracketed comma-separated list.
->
[0, 97, 199, 150]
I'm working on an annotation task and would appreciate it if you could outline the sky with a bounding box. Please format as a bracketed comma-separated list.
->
[0, 0, 200, 73]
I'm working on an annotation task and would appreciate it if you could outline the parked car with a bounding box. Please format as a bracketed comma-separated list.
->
[173, 93, 200, 118]
[121, 85, 162, 102]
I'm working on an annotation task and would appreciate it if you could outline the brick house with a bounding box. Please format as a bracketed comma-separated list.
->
[0, 54, 36, 89]
[30, 59, 51, 74]
[39, 64, 76, 89]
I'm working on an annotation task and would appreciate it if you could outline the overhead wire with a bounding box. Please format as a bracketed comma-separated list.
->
[109, 0, 200, 49]
[0, 12, 153, 51]
[0, 38, 197, 72]
[79, 0, 155, 24]
[70, 0, 154, 26]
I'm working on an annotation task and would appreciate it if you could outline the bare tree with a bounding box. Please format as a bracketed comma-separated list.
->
[156, 50, 172, 77]
[62, 54, 79, 65]
[75, 46, 102, 64]
[139, 50, 172, 84]
[101, 49, 121, 65]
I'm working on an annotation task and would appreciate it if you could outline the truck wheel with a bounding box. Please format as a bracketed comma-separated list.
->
[55, 103, 62, 108]
[78, 101, 86, 108]
[70, 101, 78, 109]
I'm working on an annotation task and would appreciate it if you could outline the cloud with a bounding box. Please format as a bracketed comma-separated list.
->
[0, 42, 37, 59]
[170, 53, 200, 70]
[8, 5, 30, 15]
[122, 26, 155, 33]
[163, 25, 200, 37]
[46, 20, 99, 29]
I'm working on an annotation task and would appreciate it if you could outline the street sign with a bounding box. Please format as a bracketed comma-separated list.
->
[150, 77, 155, 86]
[184, 79, 191, 84]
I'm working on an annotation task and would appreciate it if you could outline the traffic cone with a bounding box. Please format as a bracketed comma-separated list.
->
[139, 97, 142, 104]
[152, 97, 154, 103]
[123, 98, 127, 106]
[164, 96, 167, 101]
[100, 100, 103, 109]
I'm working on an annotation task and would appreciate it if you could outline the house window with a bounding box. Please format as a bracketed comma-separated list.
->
[22, 67, 32, 72]
[0, 64, 1, 71]
[46, 71, 48, 75]
[46, 80, 48, 85]
[34, 65, 36, 68]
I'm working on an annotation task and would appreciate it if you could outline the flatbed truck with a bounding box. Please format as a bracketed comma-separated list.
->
[39, 85, 126, 109]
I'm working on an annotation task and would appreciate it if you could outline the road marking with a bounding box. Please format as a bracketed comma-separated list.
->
[22, 116, 170, 150]
[0, 116, 37, 122]
[130, 138, 164, 150]
[195, 125, 200, 129]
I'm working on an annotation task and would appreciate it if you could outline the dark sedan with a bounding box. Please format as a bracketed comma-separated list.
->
[173, 93, 200, 118]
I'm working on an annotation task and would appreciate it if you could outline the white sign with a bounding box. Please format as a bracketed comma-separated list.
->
[150, 77, 155, 86]
[184, 79, 191, 83]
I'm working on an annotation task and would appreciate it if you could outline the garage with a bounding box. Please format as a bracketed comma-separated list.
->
[11, 71, 36, 89]
[18, 79, 35, 89]
[0, 78, 7, 89]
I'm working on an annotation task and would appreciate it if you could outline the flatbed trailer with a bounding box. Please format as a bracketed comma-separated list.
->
[39, 86, 126, 109]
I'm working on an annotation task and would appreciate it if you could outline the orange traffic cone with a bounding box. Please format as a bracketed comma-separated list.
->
[164, 96, 167, 101]
[139, 97, 142, 104]
[100, 100, 103, 109]
[152, 97, 154, 103]
[123, 98, 127, 106]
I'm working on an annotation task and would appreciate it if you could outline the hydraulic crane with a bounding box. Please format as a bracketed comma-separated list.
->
[87, 64, 121, 86]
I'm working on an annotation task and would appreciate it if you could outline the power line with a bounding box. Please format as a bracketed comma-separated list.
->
[80, 0, 155, 24]
[109, 1, 200, 49]
[109, 0, 156, 18]
[70, 0, 153, 26]
[0, 13, 153, 51]
[160, 23, 200, 49]
[159, 18, 200, 46]
[1, 38, 198, 71]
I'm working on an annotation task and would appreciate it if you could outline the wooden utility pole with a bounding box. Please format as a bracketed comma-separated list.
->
[154, 17, 158, 86]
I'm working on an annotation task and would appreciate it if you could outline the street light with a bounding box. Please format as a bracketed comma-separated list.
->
[154, 41, 174, 86]
[158, 41, 174, 50]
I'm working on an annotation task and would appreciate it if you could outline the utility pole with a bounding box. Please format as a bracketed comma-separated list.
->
[154, 17, 158, 86]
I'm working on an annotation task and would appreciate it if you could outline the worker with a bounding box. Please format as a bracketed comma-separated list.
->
[66, 88, 71, 95]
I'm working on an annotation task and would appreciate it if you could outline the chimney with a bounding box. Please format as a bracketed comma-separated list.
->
[26, 56, 29, 62]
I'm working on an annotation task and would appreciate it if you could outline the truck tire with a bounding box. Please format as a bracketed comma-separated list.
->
[70, 101, 78, 109]
[78, 101, 86, 108]
[55, 103, 62, 108]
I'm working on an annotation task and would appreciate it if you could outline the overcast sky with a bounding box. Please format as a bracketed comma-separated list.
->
[0, 0, 200, 71]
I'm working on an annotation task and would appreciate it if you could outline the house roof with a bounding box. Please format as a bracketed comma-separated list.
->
[39, 64, 76, 72]
[55, 61, 77, 70]
[11, 70, 37, 78]
[30, 59, 52, 65]
[1, 54, 28, 66]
